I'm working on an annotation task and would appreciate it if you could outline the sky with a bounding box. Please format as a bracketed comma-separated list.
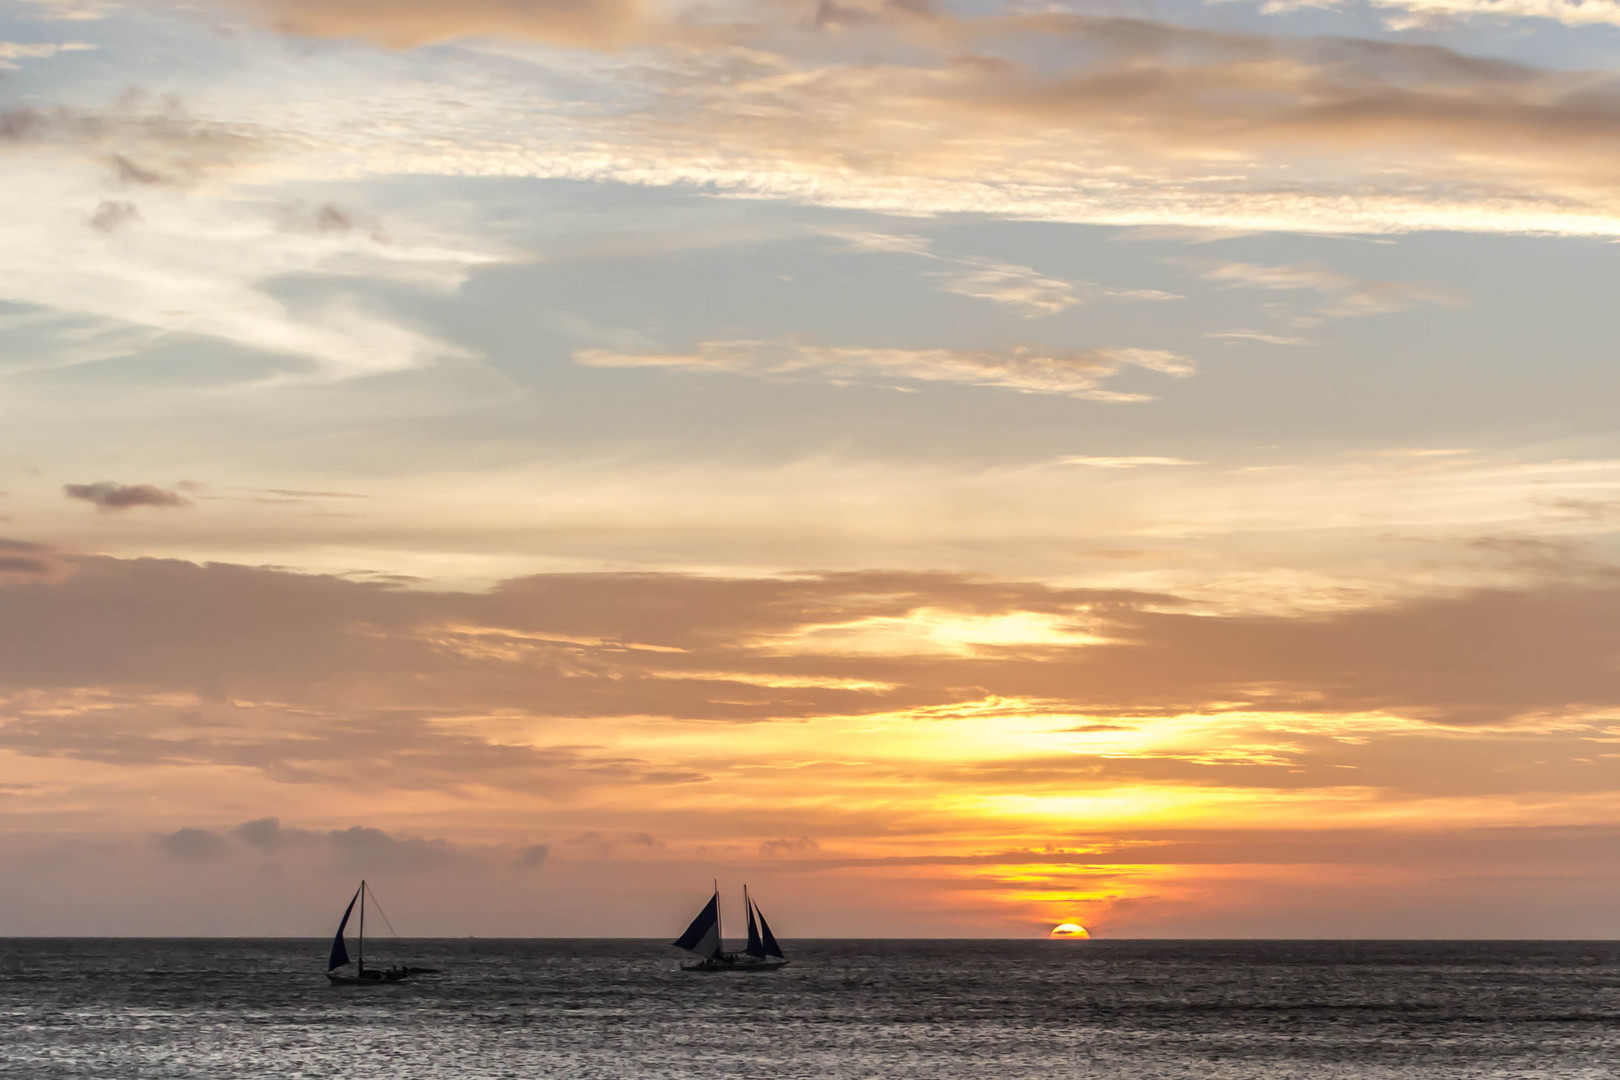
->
[2, 0, 1620, 941]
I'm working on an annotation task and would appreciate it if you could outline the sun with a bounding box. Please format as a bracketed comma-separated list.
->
[1048, 923, 1090, 939]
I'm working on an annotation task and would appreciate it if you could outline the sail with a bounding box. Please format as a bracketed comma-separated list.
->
[755, 902, 785, 960]
[672, 892, 722, 959]
[744, 896, 765, 958]
[327, 885, 360, 971]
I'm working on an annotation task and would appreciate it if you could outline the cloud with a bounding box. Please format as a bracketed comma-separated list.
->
[826, 229, 1086, 316]
[2, 103, 266, 181]
[325, 825, 454, 870]
[827, 229, 934, 256]
[1543, 498, 1620, 522]
[575, 340, 1194, 399]
[1207, 330, 1312, 346]
[89, 201, 143, 233]
[1190, 261, 1463, 320]
[267, 8, 1620, 237]
[1054, 456, 1201, 468]
[1, 100, 491, 382]
[232, 816, 286, 851]
[935, 259, 1084, 316]
[0, 41, 95, 69]
[0, 549, 1615, 801]
[2, 550, 1620, 937]
[18, 7, 1620, 243]
[159, 827, 228, 861]
[1273, 0, 1620, 31]
[64, 482, 192, 512]
[161, 817, 463, 873]
[11, 0, 110, 20]
[228, 0, 650, 48]
[1104, 289, 1182, 302]
[314, 204, 351, 231]
[0, 539, 59, 578]
[113, 154, 169, 187]
[277, 202, 357, 234]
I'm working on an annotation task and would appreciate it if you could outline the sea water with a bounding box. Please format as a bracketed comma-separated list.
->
[2, 939, 1617, 1078]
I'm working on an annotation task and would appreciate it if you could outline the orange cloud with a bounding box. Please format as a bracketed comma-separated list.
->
[225, 0, 649, 48]
[4, 548, 1620, 934]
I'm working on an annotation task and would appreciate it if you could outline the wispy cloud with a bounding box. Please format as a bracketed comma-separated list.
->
[1055, 456, 1203, 468]
[0, 41, 95, 68]
[826, 229, 1088, 316]
[1, 102, 494, 382]
[1260, 0, 1620, 30]
[11, 0, 111, 19]
[576, 340, 1194, 399]
[1191, 261, 1463, 320]
[1206, 329, 1313, 346]
[935, 259, 1084, 316]
[260, 11, 1620, 237]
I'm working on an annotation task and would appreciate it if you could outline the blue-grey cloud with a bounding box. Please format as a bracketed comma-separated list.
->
[158, 827, 227, 861]
[89, 200, 142, 233]
[64, 482, 191, 512]
[232, 817, 286, 852]
[0, 539, 56, 577]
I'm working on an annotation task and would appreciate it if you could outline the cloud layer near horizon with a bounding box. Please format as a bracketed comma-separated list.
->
[3, 548, 1617, 729]
[3, 545, 1620, 934]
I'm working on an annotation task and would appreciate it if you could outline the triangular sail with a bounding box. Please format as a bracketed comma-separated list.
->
[755, 902, 785, 960]
[744, 889, 765, 958]
[672, 891, 723, 959]
[327, 885, 360, 971]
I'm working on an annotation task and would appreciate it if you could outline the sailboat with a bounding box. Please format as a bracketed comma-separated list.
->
[672, 883, 788, 972]
[324, 880, 422, 984]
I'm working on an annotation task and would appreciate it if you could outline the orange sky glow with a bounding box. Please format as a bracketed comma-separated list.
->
[3, 0, 1620, 939]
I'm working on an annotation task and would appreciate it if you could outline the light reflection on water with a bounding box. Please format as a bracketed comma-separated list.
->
[2, 939, 1618, 1078]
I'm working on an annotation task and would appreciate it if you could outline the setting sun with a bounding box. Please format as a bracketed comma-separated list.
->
[1048, 924, 1091, 939]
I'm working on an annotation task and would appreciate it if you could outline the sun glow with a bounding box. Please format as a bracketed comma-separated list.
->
[1049, 923, 1090, 939]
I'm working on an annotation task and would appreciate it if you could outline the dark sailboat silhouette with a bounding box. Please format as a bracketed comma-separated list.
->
[673, 883, 788, 971]
[324, 880, 429, 984]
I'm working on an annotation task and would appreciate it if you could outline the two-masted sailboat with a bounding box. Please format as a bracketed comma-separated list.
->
[672, 883, 788, 971]
[325, 879, 421, 984]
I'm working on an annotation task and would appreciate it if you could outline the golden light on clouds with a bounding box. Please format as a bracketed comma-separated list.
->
[1, 0, 1619, 941]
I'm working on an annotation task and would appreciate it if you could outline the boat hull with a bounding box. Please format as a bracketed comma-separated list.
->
[680, 957, 788, 973]
[326, 969, 413, 985]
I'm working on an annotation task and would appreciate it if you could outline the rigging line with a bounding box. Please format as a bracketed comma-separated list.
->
[365, 886, 401, 939]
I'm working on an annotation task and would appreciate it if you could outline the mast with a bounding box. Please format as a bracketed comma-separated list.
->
[359, 879, 366, 973]
[713, 878, 722, 956]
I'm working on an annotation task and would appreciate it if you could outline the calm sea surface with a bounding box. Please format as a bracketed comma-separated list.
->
[2, 939, 1618, 1078]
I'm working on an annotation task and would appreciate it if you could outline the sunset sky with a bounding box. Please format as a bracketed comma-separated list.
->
[3, 0, 1620, 940]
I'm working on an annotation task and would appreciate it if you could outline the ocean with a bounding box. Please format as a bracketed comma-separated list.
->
[2, 939, 1617, 1078]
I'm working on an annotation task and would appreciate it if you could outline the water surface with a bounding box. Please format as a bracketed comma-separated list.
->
[3, 939, 1617, 1078]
